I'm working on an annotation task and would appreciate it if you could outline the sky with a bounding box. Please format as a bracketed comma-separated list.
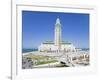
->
[22, 11, 89, 49]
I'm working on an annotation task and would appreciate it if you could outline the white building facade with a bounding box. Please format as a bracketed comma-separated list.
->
[38, 18, 75, 52]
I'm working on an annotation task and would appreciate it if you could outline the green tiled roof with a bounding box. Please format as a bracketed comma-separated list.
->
[43, 41, 71, 44]
[43, 41, 54, 44]
[62, 41, 71, 44]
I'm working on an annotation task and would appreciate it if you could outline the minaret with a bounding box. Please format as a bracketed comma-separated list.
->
[54, 18, 62, 52]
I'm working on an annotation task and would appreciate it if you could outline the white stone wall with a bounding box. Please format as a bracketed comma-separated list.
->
[61, 44, 75, 51]
[38, 43, 75, 52]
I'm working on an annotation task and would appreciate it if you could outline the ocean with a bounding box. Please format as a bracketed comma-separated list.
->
[22, 48, 38, 53]
[81, 48, 89, 51]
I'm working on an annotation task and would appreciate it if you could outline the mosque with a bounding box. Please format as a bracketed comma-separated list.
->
[38, 18, 76, 52]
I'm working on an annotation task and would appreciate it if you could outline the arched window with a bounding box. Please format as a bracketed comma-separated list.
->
[50, 48, 51, 51]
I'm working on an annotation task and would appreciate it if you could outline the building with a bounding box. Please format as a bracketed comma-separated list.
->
[38, 18, 75, 52]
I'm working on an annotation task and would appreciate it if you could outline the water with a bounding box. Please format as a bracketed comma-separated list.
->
[81, 48, 89, 51]
[22, 48, 38, 53]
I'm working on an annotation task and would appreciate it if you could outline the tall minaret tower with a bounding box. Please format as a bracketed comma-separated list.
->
[54, 18, 62, 52]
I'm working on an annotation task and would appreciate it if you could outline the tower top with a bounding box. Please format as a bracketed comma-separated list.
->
[56, 18, 60, 24]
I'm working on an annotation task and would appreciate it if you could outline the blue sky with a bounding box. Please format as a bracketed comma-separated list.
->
[22, 11, 89, 49]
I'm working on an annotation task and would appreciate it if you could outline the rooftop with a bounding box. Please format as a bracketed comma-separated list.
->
[43, 41, 71, 44]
